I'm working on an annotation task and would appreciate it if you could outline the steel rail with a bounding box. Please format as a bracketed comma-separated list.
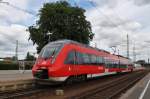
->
[68, 71, 148, 99]
[108, 72, 148, 99]
[0, 87, 47, 99]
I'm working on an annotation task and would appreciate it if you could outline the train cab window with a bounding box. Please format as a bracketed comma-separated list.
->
[39, 45, 61, 59]
[65, 51, 75, 64]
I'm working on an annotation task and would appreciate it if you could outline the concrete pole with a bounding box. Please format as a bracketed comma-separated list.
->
[133, 43, 136, 62]
[127, 34, 129, 58]
[15, 40, 18, 62]
[95, 42, 97, 48]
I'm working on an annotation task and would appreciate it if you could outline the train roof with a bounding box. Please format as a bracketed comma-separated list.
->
[47, 39, 109, 52]
[117, 55, 130, 59]
[47, 39, 129, 60]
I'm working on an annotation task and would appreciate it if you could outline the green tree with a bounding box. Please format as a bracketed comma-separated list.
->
[28, 1, 94, 53]
[25, 52, 36, 61]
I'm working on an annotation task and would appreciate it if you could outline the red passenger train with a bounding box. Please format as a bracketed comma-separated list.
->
[32, 40, 133, 84]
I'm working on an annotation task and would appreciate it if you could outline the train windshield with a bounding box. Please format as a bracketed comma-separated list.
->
[39, 45, 61, 59]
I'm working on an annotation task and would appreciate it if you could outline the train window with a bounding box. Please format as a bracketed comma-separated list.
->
[96, 56, 100, 64]
[113, 64, 115, 68]
[115, 63, 119, 68]
[76, 52, 84, 64]
[97, 56, 104, 64]
[104, 59, 109, 68]
[88, 54, 92, 64]
[65, 51, 75, 64]
[110, 61, 115, 68]
[113, 63, 117, 68]
[82, 54, 91, 64]
[107, 62, 110, 68]
[109, 63, 112, 68]
[112, 62, 115, 68]
[91, 55, 97, 65]
[106, 60, 114, 68]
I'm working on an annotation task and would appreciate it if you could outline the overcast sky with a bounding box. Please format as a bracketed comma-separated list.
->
[0, 0, 150, 61]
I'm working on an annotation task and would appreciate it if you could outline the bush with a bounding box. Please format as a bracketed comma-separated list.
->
[0, 62, 33, 70]
[0, 62, 19, 70]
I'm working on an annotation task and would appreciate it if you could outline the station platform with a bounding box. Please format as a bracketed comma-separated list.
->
[0, 70, 32, 81]
[0, 70, 34, 91]
[120, 72, 150, 99]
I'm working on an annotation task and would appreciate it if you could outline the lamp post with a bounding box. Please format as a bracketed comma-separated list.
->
[117, 49, 120, 69]
[144, 41, 150, 64]
[95, 42, 97, 48]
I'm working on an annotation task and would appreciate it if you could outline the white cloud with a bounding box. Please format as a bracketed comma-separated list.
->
[87, 0, 150, 61]
[0, 24, 36, 59]
[0, 0, 150, 61]
[0, 0, 33, 24]
[132, 0, 150, 6]
[0, 0, 36, 59]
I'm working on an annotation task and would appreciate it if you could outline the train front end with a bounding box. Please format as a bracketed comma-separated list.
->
[32, 43, 63, 85]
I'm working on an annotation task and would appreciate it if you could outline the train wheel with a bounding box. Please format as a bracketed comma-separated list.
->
[66, 76, 75, 85]
[80, 75, 87, 82]
[66, 75, 87, 85]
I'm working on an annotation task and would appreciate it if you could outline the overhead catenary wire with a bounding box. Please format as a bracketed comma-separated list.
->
[8, 3, 35, 15]
[87, 0, 133, 58]
[87, 0, 125, 34]
[0, 1, 35, 15]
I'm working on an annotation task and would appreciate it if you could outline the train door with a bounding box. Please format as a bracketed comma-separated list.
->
[72, 50, 78, 76]
[71, 50, 78, 76]
[118, 60, 120, 72]
[104, 58, 109, 73]
[65, 50, 77, 75]
[65, 50, 78, 83]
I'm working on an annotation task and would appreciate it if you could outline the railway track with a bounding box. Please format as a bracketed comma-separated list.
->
[0, 71, 148, 99]
[68, 70, 149, 99]
[0, 87, 48, 99]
